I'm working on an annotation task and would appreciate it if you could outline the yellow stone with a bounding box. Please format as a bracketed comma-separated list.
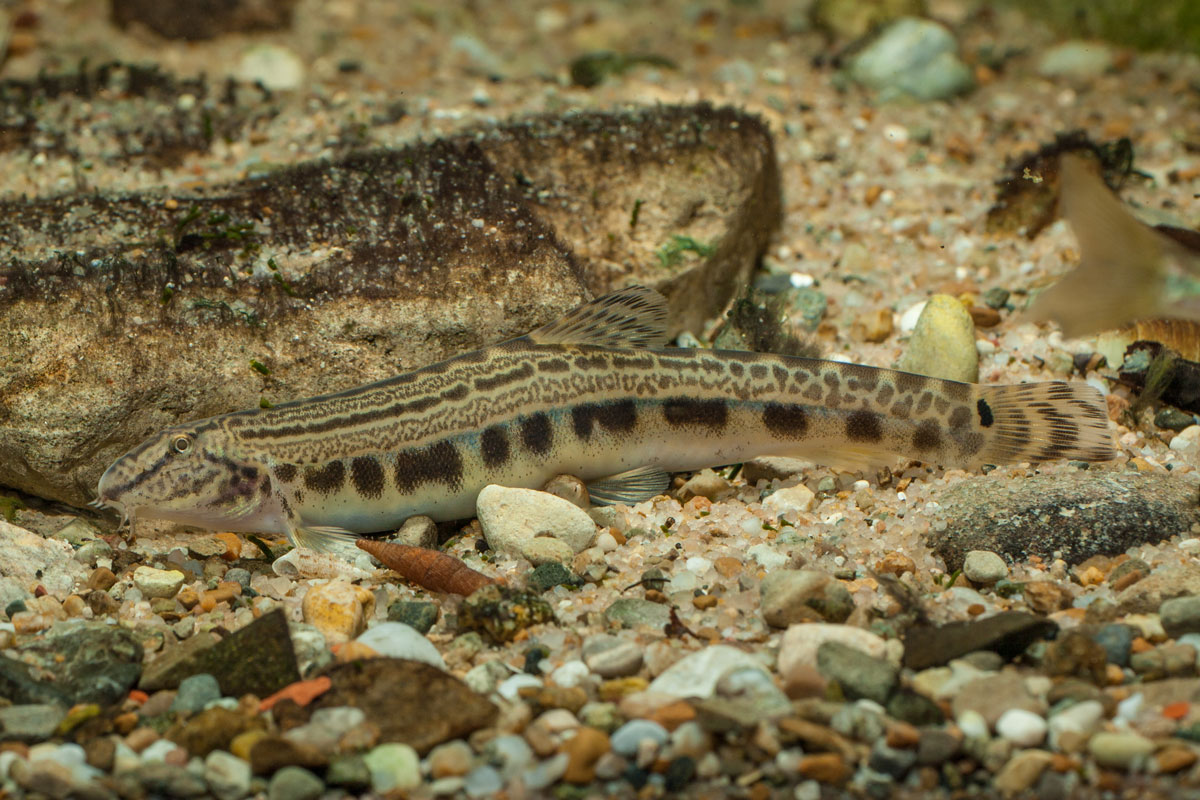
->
[301, 580, 375, 644]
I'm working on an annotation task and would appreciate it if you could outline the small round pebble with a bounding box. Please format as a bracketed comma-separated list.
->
[610, 719, 669, 757]
[463, 765, 503, 798]
[267, 766, 324, 800]
[132, 566, 186, 599]
[354, 621, 445, 668]
[995, 708, 1047, 747]
[1088, 731, 1155, 770]
[582, 635, 643, 678]
[962, 550, 1008, 585]
[170, 673, 222, 713]
[362, 743, 420, 793]
[204, 750, 252, 800]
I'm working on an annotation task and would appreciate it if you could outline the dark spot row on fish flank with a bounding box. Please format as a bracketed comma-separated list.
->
[480, 425, 510, 467]
[521, 412, 553, 455]
[572, 400, 638, 440]
[536, 357, 571, 373]
[912, 419, 942, 451]
[273, 463, 298, 483]
[845, 409, 883, 442]
[441, 384, 469, 401]
[351, 456, 385, 499]
[473, 363, 535, 393]
[762, 403, 808, 438]
[662, 398, 728, 429]
[304, 460, 346, 495]
[395, 440, 464, 493]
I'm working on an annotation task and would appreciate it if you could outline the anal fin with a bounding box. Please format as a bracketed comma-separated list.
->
[587, 466, 671, 506]
[291, 524, 362, 554]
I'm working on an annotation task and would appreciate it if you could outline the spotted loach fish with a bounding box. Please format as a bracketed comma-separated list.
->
[95, 287, 1116, 551]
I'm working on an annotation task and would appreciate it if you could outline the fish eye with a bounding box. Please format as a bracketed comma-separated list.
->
[171, 435, 193, 454]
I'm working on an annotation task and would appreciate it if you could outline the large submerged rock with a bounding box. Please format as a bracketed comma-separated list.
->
[0, 100, 779, 506]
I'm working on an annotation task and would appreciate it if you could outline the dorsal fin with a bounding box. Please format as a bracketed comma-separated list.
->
[527, 286, 670, 349]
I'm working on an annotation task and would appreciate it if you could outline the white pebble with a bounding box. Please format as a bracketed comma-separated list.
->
[956, 709, 989, 741]
[686, 557, 713, 575]
[550, 660, 591, 689]
[497, 674, 542, 701]
[995, 708, 1047, 747]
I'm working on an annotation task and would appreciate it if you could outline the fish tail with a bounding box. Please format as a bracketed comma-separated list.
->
[973, 382, 1115, 466]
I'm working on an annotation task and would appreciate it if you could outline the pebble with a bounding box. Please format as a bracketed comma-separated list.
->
[561, 727, 611, 783]
[170, 673, 222, 713]
[1089, 623, 1132, 671]
[962, 550, 1008, 584]
[522, 752, 569, 790]
[354, 622, 445, 668]
[390, 515, 437, 548]
[797, 752, 851, 784]
[995, 708, 1047, 747]
[610, 719, 669, 756]
[527, 562, 575, 592]
[267, 765, 324, 800]
[1155, 407, 1196, 432]
[521, 537, 575, 566]
[648, 646, 769, 700]
[952, 672, 1045, 727]
[0, 705, 66, 742]
[1037, 40, 1115, 81]
[1088, 731, 1155, 770]
[603, 598, 671, 630]
[678, 469, 732, 501]
[777, 623, 889, 680]
[762, 484, 816, 516]
[867, 739, 916, 779]
[550, 660, 591, 688]
[897, 294, 979, 382]
[746, 544, 788, 569]
[1169, 425, 1200, 454]
[426, 740, 472, 778]
[301, 580, 374, 644]
[993, 749, 1053, 796]
[760, 569, 854, 626]
[236, 44, 305, 91]
[463, 765, 503, 798]
[204, 749, 252, 800]
[816, 641, 898, 704]
[847, 17, 973, 102]
[1160, 595, 1200, 638]
[484, 734, 533, 778]
[476, 485, 597, 556]
[386, 600, 439, 633]
[362, 743, 420, 793]
[1047, 700, 1104, 749]
[956, 709, 989, 741]
[582, 635, 644, 678]
[131, 566, 186, 599]
[284, 707, 366, 752]
[497, 674, 543, 701]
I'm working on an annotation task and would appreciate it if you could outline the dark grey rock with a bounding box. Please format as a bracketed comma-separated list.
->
[1155, 407, 1196, 432]
[1091, 624, 1136, 667]
[760, 569, 854, 627]
[140, 608, 298, 697]
[8, 621, 142, 706]
[902, 611, 1058, 670]
[928, 472, 1200, 569]
[387, 601, 439, 634]
[527, 562, 576, 593]
[816, 641, 898, 704]
[982, 287, 1011, 309]
[1161, 595, 1200, 638]
[223, 568, 252, 590]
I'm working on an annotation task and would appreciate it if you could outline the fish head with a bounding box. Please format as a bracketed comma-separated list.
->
[95, 422, 269, 530]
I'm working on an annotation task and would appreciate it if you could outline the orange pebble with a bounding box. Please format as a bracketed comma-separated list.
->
[1163, 701, 1191, 720]
[335, 641, 380, 662]
[128, 690, 149, 705]
[646, 700, 696, 731]
[216, 532, 242, 561]
[1130, 637, 1154, 654]
[259, 676, 333, 712]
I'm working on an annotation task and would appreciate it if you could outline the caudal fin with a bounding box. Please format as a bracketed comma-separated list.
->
[975, 382, 1116, 466]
